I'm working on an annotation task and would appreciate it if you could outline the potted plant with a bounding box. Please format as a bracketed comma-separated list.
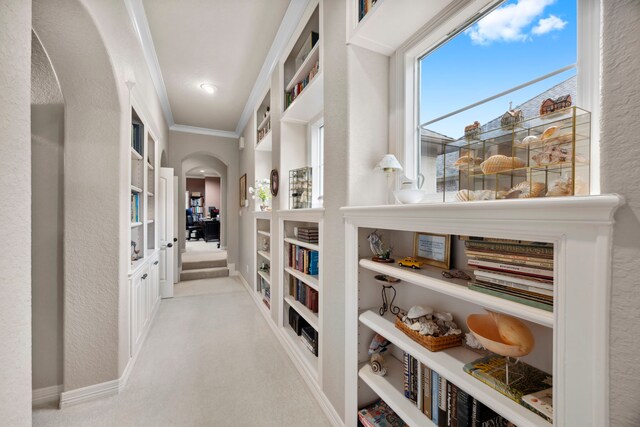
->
[249, 178, 272, 211]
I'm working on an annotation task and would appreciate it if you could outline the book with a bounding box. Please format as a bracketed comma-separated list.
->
[463, 355, 553, 404]
[473, 280, 554, 300]
[438, 375, 447, 427]
[473, 270, 553, 290]
[468, 283, 553, 312]
[422, 364, 432, 418]
[456, 388, 473, 427]
[470, 399, 508, 427]
[459, 236, 552, 247]
[358, 399, 408, 427]
[448, 382, 458, 427]
[432, 371, 440, 424]
[464, 240, 554, 257]
[466, 252, 553, 269]
[472, 276, 553, 296]
[521, 387, 553, 423]
[467, 259, 553, 279]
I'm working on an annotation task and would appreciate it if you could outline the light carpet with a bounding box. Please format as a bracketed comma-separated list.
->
[33, 276, 331, 427]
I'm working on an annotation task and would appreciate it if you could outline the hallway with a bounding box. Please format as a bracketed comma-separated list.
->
[33, 276, 331, 426]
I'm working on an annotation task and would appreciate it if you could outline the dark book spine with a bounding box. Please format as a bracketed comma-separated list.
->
[450, 383, 458, 427]
[422, 365, 432, 418]
[403, 352, 410, 400]
[456, 388, 472, 427]
[446, 382, 453, 426]
[438, 375, 448, 427]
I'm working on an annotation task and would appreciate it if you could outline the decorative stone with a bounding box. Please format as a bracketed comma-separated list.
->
[407, 305, 433, 319]
[434, 312, 453, 322]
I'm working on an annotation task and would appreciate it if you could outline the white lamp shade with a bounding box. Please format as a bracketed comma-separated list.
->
[376, 154, 403, 172]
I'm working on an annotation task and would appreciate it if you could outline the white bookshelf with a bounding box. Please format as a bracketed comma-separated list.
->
[256, 88, 272, 151]
[255, 216, 272, 309]
[343, 197, 622, 427]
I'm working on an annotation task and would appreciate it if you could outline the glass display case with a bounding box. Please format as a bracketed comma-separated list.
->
[289, 166, 312, 209]
[420, 107, 590, 202]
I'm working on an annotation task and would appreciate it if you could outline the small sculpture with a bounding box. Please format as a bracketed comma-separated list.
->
[367, 230, 394, 263]
[540, 94, 572, 116]
[368, 333, 390, 356]
[464, 121, 481, 141]
[369, 353, 387, 376]
[131, 241, 140, 262]
[500, 102, 524, 129]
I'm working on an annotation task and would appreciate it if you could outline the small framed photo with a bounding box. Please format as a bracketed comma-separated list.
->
[239, 174, 247, 207]
[413, 232, 451, 269]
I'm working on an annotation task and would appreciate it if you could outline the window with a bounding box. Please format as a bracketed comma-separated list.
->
[396, 0, 599, 196]
[310, 118, 324, 207]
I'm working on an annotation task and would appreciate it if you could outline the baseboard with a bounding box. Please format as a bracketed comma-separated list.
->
[33, 384, 63, 407]
[59, 297, 162, 408]
[236, 274, 344, 427]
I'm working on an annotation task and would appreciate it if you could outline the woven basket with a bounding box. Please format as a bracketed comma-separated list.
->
[395, 316, 462, 352]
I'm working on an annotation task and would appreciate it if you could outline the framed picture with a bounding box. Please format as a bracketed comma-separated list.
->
[413, 232, 451, 269]
[270, 169, 279, 196]
[239, 174, 247, 207]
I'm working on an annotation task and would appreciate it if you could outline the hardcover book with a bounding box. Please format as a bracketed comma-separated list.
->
[522, 387, 553, 423]
[463, 355, 552, 403]
[438, 375, 448, 427]
[467, 259, 553, 279]
[358, 399, 408, 427]
[422, 364, 432, 418]
[432, 371, 440, 425]
[456, 388, 473, 427]
[468, 283, 553, 312]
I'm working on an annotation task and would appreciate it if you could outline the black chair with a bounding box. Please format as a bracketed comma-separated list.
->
[186, 214, 203, 240]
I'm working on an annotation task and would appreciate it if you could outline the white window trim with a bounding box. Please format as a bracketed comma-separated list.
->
[390, 0, 601, 194]
[309, 116, 324, 208]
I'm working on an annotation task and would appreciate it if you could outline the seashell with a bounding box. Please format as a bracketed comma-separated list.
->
[517, 135, 541, 148]
[474, 190, 495, 201]
[544, 132, 573, 145]
[410, 322, 422, 331]
[541, 126, 559, 141]
[455, 190, 471, 202]
[434, 312, 453, 322]
[419, 321, 438, 336]
[368, 333, 390, 356]
[445, 328, 462, 336]
[467, 311, 534, 357]
[454, 155, 481, 169]
[480, 155, 526, 174]
[407, 305, 432, 319]
[370, 353, 387, 376]
[506, 181, 546, 198]
[465, 332, 484, 349]
[546, 174, 588, 197]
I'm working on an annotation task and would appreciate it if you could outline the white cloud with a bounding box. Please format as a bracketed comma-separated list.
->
[532, 15, 567, 35]
[466, 0, 555, 45]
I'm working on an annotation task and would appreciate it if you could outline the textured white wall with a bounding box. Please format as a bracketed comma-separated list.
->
[31, 33, 65, 391]
[600, 2, 640, 426]
[0, 0, 32, 423]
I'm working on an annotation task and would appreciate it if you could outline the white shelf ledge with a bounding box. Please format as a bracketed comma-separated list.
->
[281, 71, 323, 124]
[359, 310, 552, 427]
[257, 270, 271, 285]
[257, 230, 271, 238]
[257, 250, 271, 262]
[147, 162, 154, 170]
[255, 130, 272, 151]
[282, 325, 318, 380]
[284, 267, 319, 291]
[284, 237, 319, 252]
[359, 258, 553, 328]
[131, 222, 143, 228]
[130, 185, 142, 193]
[257, 112, 270, 131]
[131, 147, 142, 160]
[286, 42, 320, 91]
[146, 219, 154, 224]
[284, 295, 319, 330]
[147, 191, 154, 197]
[359, 356, 434, 427]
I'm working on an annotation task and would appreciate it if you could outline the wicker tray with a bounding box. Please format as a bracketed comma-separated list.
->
[395, 316, 462, 352]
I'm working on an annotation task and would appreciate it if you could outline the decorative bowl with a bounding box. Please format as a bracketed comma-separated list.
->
[466, 311, 534, 357]
[394, 189, 424, 204]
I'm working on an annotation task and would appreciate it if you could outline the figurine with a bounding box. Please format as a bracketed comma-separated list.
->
[131, 241, 140, 262]
[500, 102, 524, 129]
[367, 230, 394, 263]
[369, 353, 387, 376]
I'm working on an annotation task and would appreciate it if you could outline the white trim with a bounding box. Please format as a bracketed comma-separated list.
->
[170, 124, 238, 139]
[32, 384, 63, 407]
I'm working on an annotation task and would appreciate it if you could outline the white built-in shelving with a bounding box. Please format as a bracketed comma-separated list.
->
[257, 250, 271, 262]
[343, 197, 622, 427]
[255, 215, 272, 310]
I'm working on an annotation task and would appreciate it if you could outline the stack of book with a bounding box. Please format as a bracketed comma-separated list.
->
[130, 193, 140, 223]
[289, 276, 318, 313]
[462, 236, 554, 312]
[358, 399, 407, 427]
[131, 122, 143, 155]
[285, 60, 320, 109]
[464, 354, 553, 423]
[297, 227, 319, 243]
[289, 244, 319, 276]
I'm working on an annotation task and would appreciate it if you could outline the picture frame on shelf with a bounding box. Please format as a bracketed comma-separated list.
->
[239, 174, 247, 207]
[413, 232, 451, 269]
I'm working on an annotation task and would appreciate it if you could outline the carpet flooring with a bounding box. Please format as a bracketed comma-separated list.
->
[33, 276, 331, 427]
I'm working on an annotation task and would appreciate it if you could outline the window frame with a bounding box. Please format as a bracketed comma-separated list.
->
[391, 0, 601, 194]
[309, 116, 324, 208]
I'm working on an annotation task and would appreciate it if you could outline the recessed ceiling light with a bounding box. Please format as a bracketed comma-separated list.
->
[200, 170, 205, 173]
[200, 83, 217, 94]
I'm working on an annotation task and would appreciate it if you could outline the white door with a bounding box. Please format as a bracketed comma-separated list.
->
[159, 167, 175, 298]
[173, 176, 179, 284]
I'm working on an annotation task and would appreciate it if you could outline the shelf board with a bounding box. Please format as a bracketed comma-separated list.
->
[255, 130, 272, 151]
[147, 191, 154, 197]
[281, 71, 323, 124]
[257, 230, 271, 238]
[257, 112, 271, 131]
[130, 184, 143, 193]
[129, 256, 146, 274]
[359, 356, 434, 427]
[359, 258, 553, 328]
[257, 250, 271, 262]
[131, 147, 143, 160]
[284, 237, 319, 251]
[146, 219, 154, 224]
[286, 42, 320, 91]
[147, 162, 154, 171]
[359, 310, 552, 427]
[131, 222, 143, 228]
[284, 295, 319, 330]
[282, 324, 318, 379]
[257, 270, 271, 285]
[284, 267, 319, 291]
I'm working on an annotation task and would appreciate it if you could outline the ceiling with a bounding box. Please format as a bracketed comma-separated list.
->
[141, 0, 291, 133]
[186, 166, 220, 178]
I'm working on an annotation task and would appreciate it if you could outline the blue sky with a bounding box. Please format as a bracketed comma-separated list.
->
[420, 0, 576, 139]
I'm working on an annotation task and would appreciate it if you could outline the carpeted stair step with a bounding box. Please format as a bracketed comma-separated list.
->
[180, 266, 229, 282]
[182, 258, 227, 271]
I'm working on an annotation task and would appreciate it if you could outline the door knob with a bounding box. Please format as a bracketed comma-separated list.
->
[142, 273, 148, 279]
[173, 238, 178, 242]
[167, 243, 173, 248]
[154, 261, 159, 265]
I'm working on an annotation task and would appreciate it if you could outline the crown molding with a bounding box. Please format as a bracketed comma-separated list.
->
[171, 124, 238, 139]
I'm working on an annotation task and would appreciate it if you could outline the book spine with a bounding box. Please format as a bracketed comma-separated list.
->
[432, 371, 440, 425]
[466, 253, 553, 268]
[423, 364, 432, 418]
[468, 259, 553, 279]
[464, 241, 554, 256]
[470, 398, 479, 427]
[456, 388, 472, 427]
[450, 383, 458, 427]
[403, 352, 410, 400]
[460, 236, 552, 246]
[473, 270, 554, 290]
[438, 375, 448, 427]
[446, 382, 453, 427]
[474, 279, 554, 298]
[468, 284, 553, 312]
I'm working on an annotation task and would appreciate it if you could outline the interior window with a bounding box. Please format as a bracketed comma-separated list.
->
[417, 0, 577, 195]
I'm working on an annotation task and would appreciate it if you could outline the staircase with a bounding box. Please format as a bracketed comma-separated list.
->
[180, 254, 229, 282]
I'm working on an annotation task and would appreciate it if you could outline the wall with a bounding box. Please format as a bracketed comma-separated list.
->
[205, 177, 221, 210]
[186, 178, 205, 197]
[0, 0, 32, 423]
[168, 131, 239, 266]
[31, 33, 64, 391]
[600, 1, 640, 425]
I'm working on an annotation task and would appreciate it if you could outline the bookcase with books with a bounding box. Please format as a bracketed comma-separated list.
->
[256, 88, 272, 152]
[190, 194, 204, 221]
[278, 209, 323, 385]
[343, 197, 621, 426]
[256, 216, 272, 311]
[146, 135, 156, 252]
